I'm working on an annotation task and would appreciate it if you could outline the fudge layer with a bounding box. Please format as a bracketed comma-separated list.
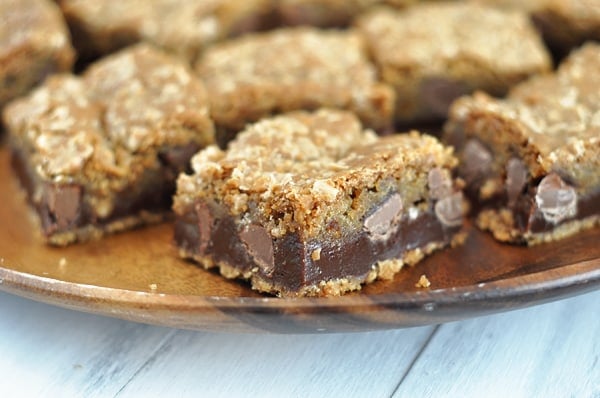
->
[173, 109, 464, 297]
[195, 27, 395, 146]
[356, 3, 551, 124]
[57, 0, 272, 63]
[3, 44, 215, 245]
[444, 43, 600, 245]
[0, 0, 75, 108]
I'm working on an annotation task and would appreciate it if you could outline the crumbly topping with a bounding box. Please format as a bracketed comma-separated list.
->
[415, 274, 431, 288]
[175, 109, 457, 238]
[357, 3, 550, 78]
[3, 44, 214, 212]
[0, 0, 71, 53]
[196, 27, 394, 131]
[448, 43, 600, 191]
[59, 0, 272, 62]
[85, 44, 213, 152]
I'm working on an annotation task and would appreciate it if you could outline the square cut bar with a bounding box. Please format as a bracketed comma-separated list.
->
[195, 27, 395, 146]
[57, 0, 272, 63]
[444, 43, 600, 245]
[473, 0, 600, 54]
[0, 0, 75, 108]
[3, 44, 215, 245]
[173, 109, 465, 297]
[355, 3, 551, 125]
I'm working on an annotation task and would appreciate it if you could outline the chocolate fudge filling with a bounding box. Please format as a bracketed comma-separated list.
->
[11, 144, 198, 237]
[175, 197, 461, 293]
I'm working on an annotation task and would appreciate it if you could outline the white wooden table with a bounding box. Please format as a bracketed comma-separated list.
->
[0, 289, 598, 397]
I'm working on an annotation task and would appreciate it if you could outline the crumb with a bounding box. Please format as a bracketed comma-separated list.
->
[149, 283, 158, 291]
[311, 248, 321, 261]
[58, 257, 67, 268]
[415, 274, 431, 288]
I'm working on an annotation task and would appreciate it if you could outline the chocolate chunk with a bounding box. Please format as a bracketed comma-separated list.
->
[363, 193, 403, 241]
[420, 78, 470, 119]
[505, 157, 528, 208]
[434, 192, 464, 227]
[45, 184, 82, 230]
[461, 139, 493, 184]
[240, 224, 275, 275]
[535, 173, 577, 224]
[428, 167, 453, 200]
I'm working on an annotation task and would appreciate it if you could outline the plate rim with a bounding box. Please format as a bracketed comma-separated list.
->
[2, 256, 598, 309]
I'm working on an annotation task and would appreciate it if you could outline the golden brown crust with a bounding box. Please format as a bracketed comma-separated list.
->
[195, 27, 395, 138]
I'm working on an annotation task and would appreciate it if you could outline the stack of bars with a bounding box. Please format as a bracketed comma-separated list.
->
[1, 0, 599, 297]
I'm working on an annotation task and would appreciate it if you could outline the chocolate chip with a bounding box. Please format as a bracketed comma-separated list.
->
[240, 225, 275, 275]
[45, 184, 82, 230]
[195, 201, 214, 254]
[428, 168, 453, 200]
[535, 173, 577, 224]
[420, 78, 470, 118]
[460, 139, 493, 184]
[434, 192, 464, 227]
[363, 193, 403, 241]
[505, 157, 528, 208]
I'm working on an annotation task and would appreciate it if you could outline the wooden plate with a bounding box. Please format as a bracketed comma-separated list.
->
[0, 147, 599, 333]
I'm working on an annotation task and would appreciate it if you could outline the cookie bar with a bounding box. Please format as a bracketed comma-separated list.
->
[355, 3, 551, 125]
[195, 27, 395, 146]
[444, 43, 600, 245]
[0, 0, 74, 108]
[57, 0, 272, 63]
[3, 44, 215, 245]
[173, 109, 465, 297]
[474, 0, 600, 54]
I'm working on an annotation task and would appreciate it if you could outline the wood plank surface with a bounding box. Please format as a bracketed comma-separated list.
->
[114, 326, 435, 397]
[0, 290, 598, 397]
[394, 289, 600, 398]
[0, 292, 175, 398]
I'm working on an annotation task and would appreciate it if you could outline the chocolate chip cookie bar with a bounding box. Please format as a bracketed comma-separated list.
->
[474, 0, 600, 54]
[57, 0, 272, 63]
[356, 3, 551, 125]
[3, 44, 215, 245]
[0, 0, 75, 108]
[195, 27, 395, 146]
[173, 109, 465, 297]
[444, 43, 600, 245]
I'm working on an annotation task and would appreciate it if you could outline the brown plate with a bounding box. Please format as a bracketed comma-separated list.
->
[0, 147, 599, 333]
